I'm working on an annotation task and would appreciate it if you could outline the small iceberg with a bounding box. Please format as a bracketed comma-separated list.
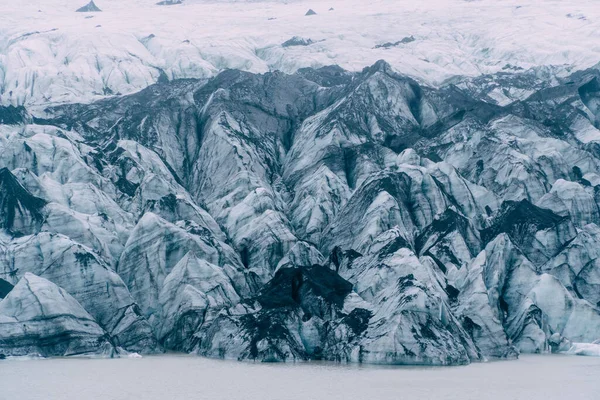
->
[563, 342, 600, 357]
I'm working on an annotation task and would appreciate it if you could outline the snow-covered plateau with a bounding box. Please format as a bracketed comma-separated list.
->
[1, 0, 600, 107]
[1, 0, 600, 365]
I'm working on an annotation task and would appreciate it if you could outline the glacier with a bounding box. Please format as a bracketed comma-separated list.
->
[1, 0, 600, 365]
[1, 57, 600, 363]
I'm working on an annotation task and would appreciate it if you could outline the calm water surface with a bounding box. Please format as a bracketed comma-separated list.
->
[1, 354, 599, 400]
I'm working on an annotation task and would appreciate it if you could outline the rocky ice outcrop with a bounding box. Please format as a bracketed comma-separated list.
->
[450, 236, 520, 358]
[158, 252, 240, 349]
[0, 273, 109, 357]
[423, 115, 600, 204]
[282, 37, 315, 48]
[0, 106, 30, 125]
[0, 233, 156, 352]
[541, 223, 600, 307]
[157, 0, 183, 5]
[1, 61, 600, 362]
[192, 264, 356, 362]
[480, 200, 577, 266]
[76, 1, 102, 12]
[117, 212, 252, 345]
[0, 168, 46, 236]
[193, 244, 480, 364]
[0, 279, 12, 299]
[537, 179, 600, 227]
[338, 246, 481, 365]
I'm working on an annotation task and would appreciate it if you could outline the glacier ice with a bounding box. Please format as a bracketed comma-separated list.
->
[1, 56, 600, 363]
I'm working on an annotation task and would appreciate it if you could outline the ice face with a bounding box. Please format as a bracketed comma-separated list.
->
[1, 4, 600, 362]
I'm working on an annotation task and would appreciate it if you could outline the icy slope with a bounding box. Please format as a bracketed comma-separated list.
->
[1, 0, 600, 107]
[2, 62, 600, 362]
[0, 273, 110, 357]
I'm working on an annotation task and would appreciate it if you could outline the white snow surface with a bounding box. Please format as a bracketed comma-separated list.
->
[1, 0, 600, 107]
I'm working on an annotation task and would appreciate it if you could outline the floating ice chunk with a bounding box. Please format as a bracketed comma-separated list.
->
[563, 342, 600, 357]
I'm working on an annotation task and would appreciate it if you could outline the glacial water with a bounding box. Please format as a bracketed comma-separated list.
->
[1, 354, 599, 400]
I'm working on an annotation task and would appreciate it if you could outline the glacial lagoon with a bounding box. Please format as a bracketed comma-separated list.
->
[1, 354, 599, 400]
